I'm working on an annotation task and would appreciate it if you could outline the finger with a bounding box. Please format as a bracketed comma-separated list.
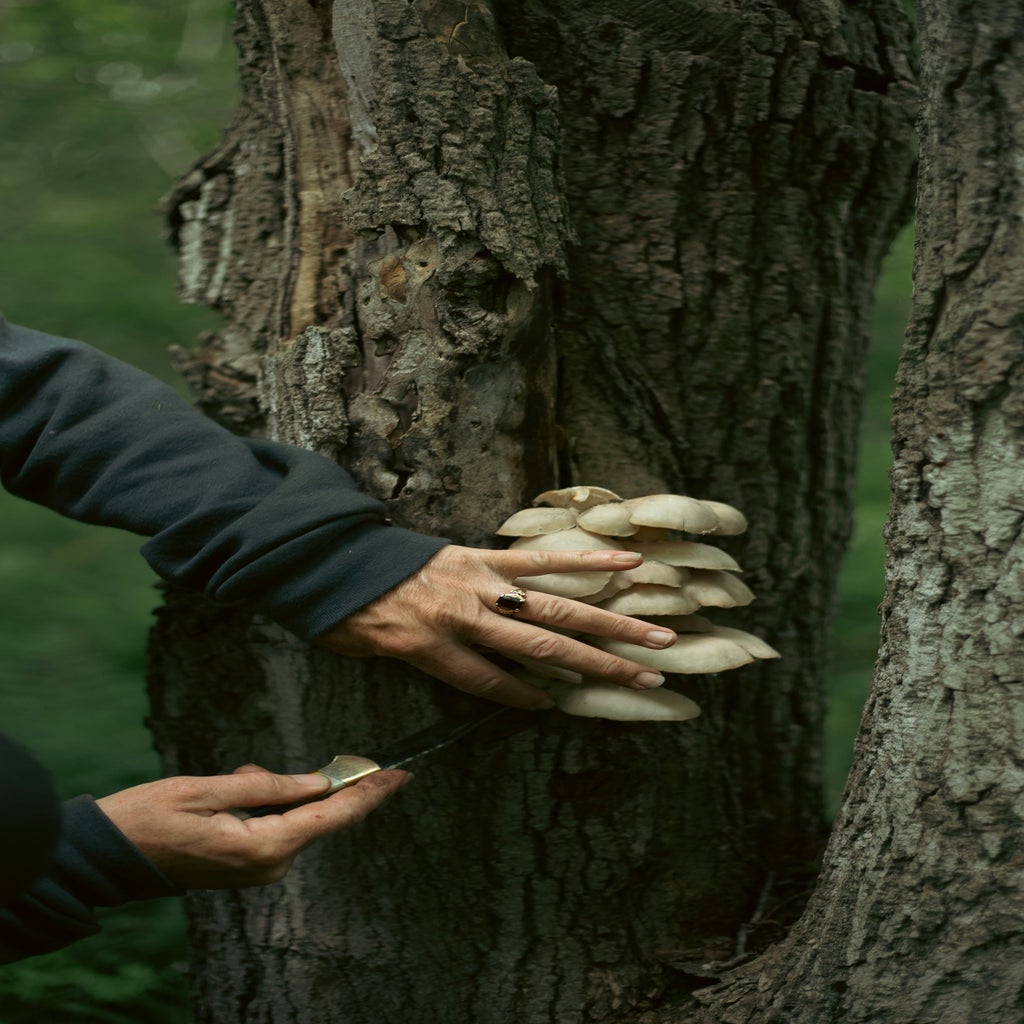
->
[486, 548, 646, 577]
[267, 771, 410, 848]
[473, 613, 665, 689]
[480, 588, 675, 657]
[408, 645, 556, 709]
[482, 551, 677, 651]
[515, 590, 677, 650]
[192, 770, 332, 810]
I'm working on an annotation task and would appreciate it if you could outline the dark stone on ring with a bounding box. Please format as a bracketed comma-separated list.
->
[495, 588, 528, 614]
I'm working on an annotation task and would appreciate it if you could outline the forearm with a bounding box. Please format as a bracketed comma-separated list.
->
[0, 317, 447, 637]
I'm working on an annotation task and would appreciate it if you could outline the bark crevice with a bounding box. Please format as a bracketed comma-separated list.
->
[148, 1, 925, 1021]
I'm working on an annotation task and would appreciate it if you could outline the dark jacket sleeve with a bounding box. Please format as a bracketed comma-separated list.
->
[0, 317, 450, 962]
[0, 796, 181, 964]
[0, 734, 62, 906]
[0, 316, 448, 638]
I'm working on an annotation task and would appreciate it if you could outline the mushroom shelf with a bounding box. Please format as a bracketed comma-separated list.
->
[496, 486, 779, 722]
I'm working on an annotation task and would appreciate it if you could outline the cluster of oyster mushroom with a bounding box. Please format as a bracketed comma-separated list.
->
[498, 486, 779, 722]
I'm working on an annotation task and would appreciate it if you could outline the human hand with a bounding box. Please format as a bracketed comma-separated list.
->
[317, 545, 678, 709]
[96, 764, 408, 889]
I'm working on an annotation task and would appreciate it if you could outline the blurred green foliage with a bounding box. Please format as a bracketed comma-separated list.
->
[0, 0, 234, 373]
[826, 227, 912, 811]
[0, 1, 236, 1020]
[0, 0, 912, 1020]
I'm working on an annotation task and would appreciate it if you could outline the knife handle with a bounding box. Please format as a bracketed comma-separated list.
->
[229, 755, 383, 819]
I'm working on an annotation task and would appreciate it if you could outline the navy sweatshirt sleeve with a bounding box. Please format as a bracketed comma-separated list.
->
[0, 316, 448, 638]
[0, 796, 181, 964]
[0, 316, 450, 961]
[0, 734, 62, 906]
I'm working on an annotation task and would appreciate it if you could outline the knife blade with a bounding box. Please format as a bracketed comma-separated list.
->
[233, 705, 514, 819]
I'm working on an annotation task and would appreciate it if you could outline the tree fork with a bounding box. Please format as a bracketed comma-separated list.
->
[148, 1, 917, 1021]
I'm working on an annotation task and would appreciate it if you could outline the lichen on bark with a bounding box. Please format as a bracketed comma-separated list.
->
[670, 3, 1024, 1022]
[147, 1, 927, 1021]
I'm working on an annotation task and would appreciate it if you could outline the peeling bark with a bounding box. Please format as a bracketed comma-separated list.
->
[146, 1, 918, 1021]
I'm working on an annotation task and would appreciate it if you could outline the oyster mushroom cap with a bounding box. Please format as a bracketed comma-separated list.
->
[599, 584, 702, 617]
[593, 633, 755, 674]
[616, 562, 689, 587]
[509, 527, 623, 552]
[508, 670, 701, 721]
[496, 506, 577, 537]
[581, 573, 626, 602]
[682, 569, 755, 608]
[533, 485, 623, 510]
[630, 540, 741, 571]
[581, 562, 689, 604]
[623, 494, 720, 534]
[547, 681, 702, 721]
[700, 500, 749, 535]
[711, 626, 781, 660]
[514, 571, 613, 599]
[575, 579, 624, 604]
[576, 503, 638, 537]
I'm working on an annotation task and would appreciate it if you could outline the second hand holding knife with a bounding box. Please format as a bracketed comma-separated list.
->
[232, 705, 512, 819]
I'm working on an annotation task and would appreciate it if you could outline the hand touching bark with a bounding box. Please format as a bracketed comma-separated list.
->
[96, 765, 408, 889]
[317, 545, 678, 708]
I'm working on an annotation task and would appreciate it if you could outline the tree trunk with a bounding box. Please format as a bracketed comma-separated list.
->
[146, 1, 916, 1021]
[670, 2, 1024, 1021]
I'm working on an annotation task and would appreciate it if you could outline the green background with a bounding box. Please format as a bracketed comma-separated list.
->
[0, 2, 912, 1020]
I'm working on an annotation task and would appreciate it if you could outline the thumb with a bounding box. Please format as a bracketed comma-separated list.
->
[202, 768, 331, 810]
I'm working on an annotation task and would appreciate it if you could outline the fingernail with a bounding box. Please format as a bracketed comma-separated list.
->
[634, 671, 665, 688]
[645, 630, 676, 648]
[399, 773, 415, 788]
[533, 697, 556, 710]
[613, 551, 643, 563]
[293, 772, 331, 791]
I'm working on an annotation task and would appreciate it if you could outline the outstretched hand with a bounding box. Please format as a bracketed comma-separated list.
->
[317, 545, 678, 708]
[97, 764, 408, 889]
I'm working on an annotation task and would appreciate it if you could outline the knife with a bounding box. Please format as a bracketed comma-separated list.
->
[232, 705, 514, 818]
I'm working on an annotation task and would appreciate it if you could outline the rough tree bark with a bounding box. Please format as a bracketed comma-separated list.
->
[670, 1, 1024, 1022]
[146, 1, 917, 1021]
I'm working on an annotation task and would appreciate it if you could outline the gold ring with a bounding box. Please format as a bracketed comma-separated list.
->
[495, 588, 528, 615]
